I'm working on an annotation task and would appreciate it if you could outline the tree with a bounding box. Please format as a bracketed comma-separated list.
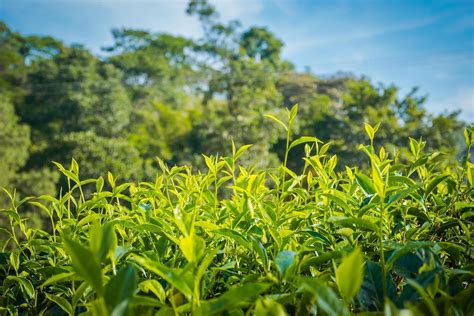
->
[0, 96, 30, 202]
[15, 44, 139, 184]
[106, 29, 197, 107]
[240, 27, 283, 65]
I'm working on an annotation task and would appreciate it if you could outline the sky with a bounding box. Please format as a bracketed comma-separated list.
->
[1, 0, 473, 120]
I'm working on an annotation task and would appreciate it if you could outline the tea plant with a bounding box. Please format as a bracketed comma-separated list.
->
[1, 106, 473, 315]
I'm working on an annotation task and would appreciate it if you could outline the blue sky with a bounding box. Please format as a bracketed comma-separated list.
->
[1, 0, 473, 120]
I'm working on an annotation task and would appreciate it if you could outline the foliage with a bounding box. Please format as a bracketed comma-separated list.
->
[0, 96, 30, 198]
[0, 110, 472, 315]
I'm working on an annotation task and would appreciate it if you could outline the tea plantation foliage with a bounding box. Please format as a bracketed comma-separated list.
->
[1, 107, 473, 315]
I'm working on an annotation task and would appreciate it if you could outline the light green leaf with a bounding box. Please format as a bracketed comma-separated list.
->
[235, 144, 253, 160]
[179, 234, 205, 263]
[371, 161, 385, 198]
[96, 176, 104, 192]
[289, 136, 321, 152]
[255, 299, 287, 316]
[107, 171, 115, 188]
[133, 256, 193, 300]
[364, 123, 375, 140]
[265, 114, 287, 131]
[355, 173, 375, 195]
[336, 248, 365, 301]
[7, 276, 35, 299]
[464, 128, 473, 147]
[139, 280, 166, 302]
[289, 104, 299, 122]
[9, 251, 19, 272]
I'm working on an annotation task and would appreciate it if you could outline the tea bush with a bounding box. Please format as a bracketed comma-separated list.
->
[1, 107, 473, 315]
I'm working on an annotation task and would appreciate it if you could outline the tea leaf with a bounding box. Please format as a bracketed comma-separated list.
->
[45, 293, 74, 316]
[265, 114, 288, 131]
[62, 237, 104, 295]
[179, 234, 205, 263]
[196, 283, 271, 315]
[105, 263, 137, 312]
[336, 248, 365, 301]
[133, 256, 193, 299]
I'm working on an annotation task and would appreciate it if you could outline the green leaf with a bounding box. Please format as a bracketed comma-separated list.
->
[250, 236, 269, 271]
[300, 250, 343, 269]
[53, 161, 79, 183]
[336, 248, 365, 301]
[139, 280, 166, 302]
[7, 276, 35, 299]
[405, 279, 439, 316]
[130, 295, 165, 308]
[299, 278, 350, 316]
[329, 216, 378, 232]
[107, 171, 115, 188]
[235, 144, 253, 160]
[196, 283, 271, 315]
[62, 236, 104, 295]
[464, 128, 473, 147]
[289, 104, 299, 123]
[42, 272, 76, 287]
[364, 123, 375, 140]
[371, 161, 385, 198]
[179, 234, 205, 263]
[105, 263, 137, 313]
[9, 251, 19, 272]
[215, 229, 252, 250]
[72, 280, 89, 307]
[96, 176, 104, 192]
[255, 299, 287, 316]
[385, 241, 433, 269]
[28, 201, 52, 217]
[424, 175, 449, 197]
[289, 136, 321, 151]
[265, 114, 287, 131]
[0, 210, 21, 222]
[386, 185, 419, 206]
[358, 262, 396, 310]
[133, 256, 193, 299]
[98, 222, 118, 263]
[355, 173, 375, 195]
[45, 293, 74, 316]
[322, 193, 350, 213]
